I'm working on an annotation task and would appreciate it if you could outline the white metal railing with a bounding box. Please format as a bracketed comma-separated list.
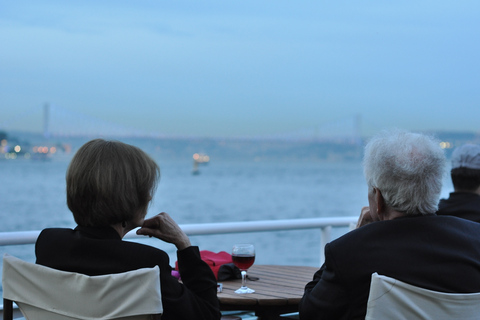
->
[0, 216, 357, 319]
[0, 217, 357, 264]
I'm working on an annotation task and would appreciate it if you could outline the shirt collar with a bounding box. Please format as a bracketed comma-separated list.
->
[74, 225, 122, 240]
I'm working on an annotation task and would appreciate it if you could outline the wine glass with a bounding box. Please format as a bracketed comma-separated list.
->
[232, 243, 256, 294]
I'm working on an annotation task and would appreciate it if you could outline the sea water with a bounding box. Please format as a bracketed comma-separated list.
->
[0, 138, 454, 286]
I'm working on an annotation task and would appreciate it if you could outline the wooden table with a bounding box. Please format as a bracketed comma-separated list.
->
[217, 265, 317, 320]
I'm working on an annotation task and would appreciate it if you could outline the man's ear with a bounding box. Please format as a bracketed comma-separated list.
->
[375, 188, 387, 220]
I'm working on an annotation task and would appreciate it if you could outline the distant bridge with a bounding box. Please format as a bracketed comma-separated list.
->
[255, 114, 363, 145]
[2, 104, 161, 139]
[41, 104, 160, 139]
[2, 104, 363, 143]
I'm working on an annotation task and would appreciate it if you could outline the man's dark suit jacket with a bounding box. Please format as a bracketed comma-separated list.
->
[299, 215, 480, 320]
[437, 192, 480, 222]
[35, 226, 221, 320]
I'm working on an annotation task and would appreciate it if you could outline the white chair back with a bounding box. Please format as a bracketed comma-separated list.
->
[366, 272, 480, 320]
[2, 254, 163, 320]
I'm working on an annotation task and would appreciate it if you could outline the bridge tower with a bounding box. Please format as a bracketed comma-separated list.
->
[43, 103, 50, 139]
[354, 114, 362, 145]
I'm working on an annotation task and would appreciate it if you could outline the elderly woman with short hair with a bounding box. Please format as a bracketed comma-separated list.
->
[35, 139, 221, 320]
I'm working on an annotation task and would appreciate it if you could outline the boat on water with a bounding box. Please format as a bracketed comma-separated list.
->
[193, 153, 210, 164]
[192, 153, 210, 175]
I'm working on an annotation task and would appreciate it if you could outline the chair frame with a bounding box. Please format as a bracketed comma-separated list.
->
[366, 272, 480, 320]
[2, 254, 162, 320]
[3, 298, 13, 320]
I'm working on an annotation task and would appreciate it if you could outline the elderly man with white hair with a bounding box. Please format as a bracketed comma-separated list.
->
[299, 130, 480, 320]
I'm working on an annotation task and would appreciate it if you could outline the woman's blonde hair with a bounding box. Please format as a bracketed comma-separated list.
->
[66, 139, 160, 227]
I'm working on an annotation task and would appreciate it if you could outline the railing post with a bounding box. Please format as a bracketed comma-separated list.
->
[319, 226, 331, 266]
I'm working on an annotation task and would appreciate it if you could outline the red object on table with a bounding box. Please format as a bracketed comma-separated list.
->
[176, 250, 233, 280]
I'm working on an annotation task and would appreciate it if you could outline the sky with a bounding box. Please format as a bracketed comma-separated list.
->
[1, 1, 479, 138]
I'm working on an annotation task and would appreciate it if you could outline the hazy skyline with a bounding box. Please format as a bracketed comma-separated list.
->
[1, 1, 479, 138]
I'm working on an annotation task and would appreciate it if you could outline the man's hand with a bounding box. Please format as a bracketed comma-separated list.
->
[356, 206, 375, 228]
[137, 212, 191, 250]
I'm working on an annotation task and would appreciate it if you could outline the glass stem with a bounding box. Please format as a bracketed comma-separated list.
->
[241, 270, 247, 288]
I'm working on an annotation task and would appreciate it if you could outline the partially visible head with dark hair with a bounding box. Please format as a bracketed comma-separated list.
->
[450, 144, 480, 193]
[66, 139, 160, 227]
[451, 168, 480, 192]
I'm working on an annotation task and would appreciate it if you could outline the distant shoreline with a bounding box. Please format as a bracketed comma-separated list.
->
[2, 129, 479, 162]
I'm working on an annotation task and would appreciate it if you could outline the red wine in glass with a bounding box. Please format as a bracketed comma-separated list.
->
[232, 254, 255, 271]
[232, 244, 255, 294]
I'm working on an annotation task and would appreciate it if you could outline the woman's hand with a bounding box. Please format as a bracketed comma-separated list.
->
[137, 212, 191, 250]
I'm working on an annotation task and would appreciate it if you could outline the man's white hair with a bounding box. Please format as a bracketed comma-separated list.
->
[363, 129, 446, 215]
